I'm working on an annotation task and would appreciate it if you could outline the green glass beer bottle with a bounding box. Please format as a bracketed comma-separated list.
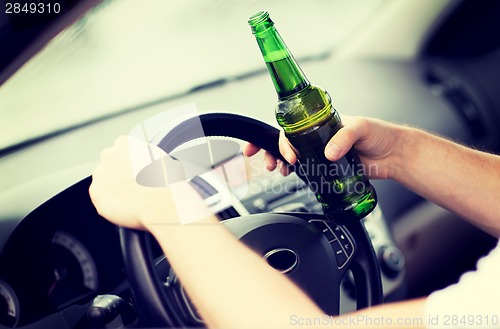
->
[248, 11, 377, 222]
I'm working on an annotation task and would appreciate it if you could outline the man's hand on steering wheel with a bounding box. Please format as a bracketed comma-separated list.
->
[89, 136, 212, 231]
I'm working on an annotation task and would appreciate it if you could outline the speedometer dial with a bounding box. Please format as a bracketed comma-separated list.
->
[0, 280, 19, 328]
[48, 231, 98, 309]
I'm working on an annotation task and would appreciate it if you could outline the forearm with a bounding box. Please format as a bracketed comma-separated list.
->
[147, 216, 430, 329]
[391, 127, 500, 236]
[134, 174, 429, 329]
[147, 216, 323, 329]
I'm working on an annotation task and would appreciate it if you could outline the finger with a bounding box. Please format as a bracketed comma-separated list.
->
[278, 132, 297, 164]
[264, 151, 278, 171]
[324, 117, 369, 161]
[119, 136, 169, 177]
[242, 143, 261, 157]
[278, 160, 292, 176]
[99, 147, 112, 161]
[243, 143, 278, 171]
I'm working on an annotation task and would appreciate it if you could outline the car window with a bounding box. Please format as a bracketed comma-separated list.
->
[0, 0, 384, 151]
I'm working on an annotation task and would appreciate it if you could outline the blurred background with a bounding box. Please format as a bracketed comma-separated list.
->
[1, 0, 408, 151]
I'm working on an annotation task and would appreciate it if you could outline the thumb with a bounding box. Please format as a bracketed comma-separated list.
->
[324, 118, 367, 161]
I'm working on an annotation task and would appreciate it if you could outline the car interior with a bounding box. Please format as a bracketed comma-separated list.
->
[1, 0, 500, 328]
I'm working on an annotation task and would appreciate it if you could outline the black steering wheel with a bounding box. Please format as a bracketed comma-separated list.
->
[119, 113, 383, 327]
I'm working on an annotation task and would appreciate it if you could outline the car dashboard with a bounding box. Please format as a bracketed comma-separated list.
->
[0, 161, 405, 329]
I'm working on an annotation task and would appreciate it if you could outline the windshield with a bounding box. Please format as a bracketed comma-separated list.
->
[0, 0, 384, 151]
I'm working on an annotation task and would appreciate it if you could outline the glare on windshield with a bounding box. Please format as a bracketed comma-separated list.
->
[0, 0, 383, 151]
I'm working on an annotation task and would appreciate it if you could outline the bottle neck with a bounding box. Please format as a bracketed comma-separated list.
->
[251, 17, 310, 99]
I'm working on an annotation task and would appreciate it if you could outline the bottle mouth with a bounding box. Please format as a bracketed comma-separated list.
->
[248, 11, 269, 26]
[248, 11, 274, 34]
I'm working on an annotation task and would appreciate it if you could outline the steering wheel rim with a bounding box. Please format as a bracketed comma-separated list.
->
[119, 113, 383, 327]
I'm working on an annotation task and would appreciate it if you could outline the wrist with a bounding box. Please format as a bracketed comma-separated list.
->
[139, 182, 218, 232]
[387, 125, 418, 182]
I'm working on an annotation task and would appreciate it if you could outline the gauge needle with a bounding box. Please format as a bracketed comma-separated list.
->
[47, 267, 65, 296]
[47, 280, 57, 296]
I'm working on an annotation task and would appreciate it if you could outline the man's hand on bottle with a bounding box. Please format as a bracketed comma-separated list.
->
[243, 116, 405, 180]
